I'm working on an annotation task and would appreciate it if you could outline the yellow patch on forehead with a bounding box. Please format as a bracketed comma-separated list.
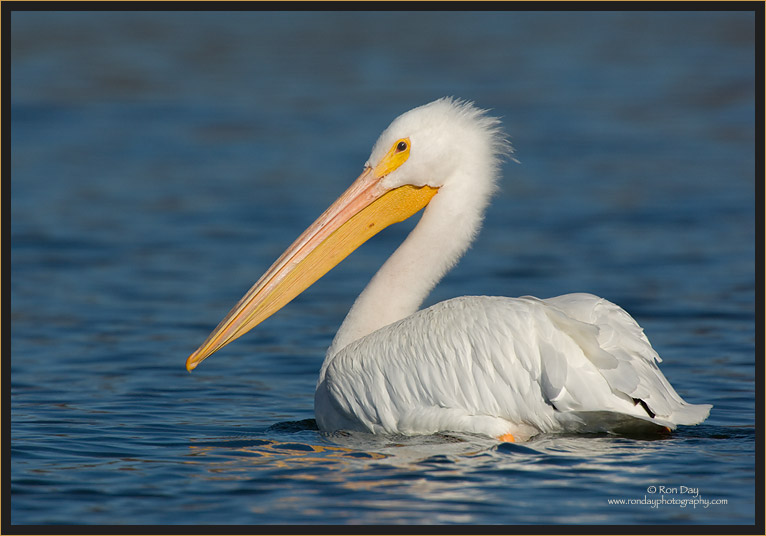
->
[372, 138, 410, 178]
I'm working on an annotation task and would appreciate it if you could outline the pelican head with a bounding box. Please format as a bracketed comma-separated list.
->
[186, 97, 509, 371]
[368, 97, 508, 192]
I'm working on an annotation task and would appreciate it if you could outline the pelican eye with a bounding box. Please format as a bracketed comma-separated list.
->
[396, 140, 408, 152]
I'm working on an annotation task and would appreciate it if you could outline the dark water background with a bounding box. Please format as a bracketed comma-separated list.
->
[10, 10, 758, 526]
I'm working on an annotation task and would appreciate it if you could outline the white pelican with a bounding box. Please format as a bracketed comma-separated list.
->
[186, 97, 711, 442]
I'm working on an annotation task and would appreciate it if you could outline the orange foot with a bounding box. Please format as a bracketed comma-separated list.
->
[497, 433, 515, 443]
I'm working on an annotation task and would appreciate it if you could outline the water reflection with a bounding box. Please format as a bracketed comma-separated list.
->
[179, 430, 685, 523]
[187, 436, 386, 477]
[185, 432, 658, 487]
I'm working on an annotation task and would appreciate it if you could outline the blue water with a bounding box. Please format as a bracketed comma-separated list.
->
[10, 10, 757, 526]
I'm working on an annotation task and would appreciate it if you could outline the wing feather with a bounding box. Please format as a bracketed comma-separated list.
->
[315, 294, 711, 438]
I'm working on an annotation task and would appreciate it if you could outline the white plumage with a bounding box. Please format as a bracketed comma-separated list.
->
[317, 294, 710, 441]
[187, 97, 711, 441]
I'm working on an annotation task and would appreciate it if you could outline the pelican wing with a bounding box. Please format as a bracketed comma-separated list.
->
[316, 294, 711, 439]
